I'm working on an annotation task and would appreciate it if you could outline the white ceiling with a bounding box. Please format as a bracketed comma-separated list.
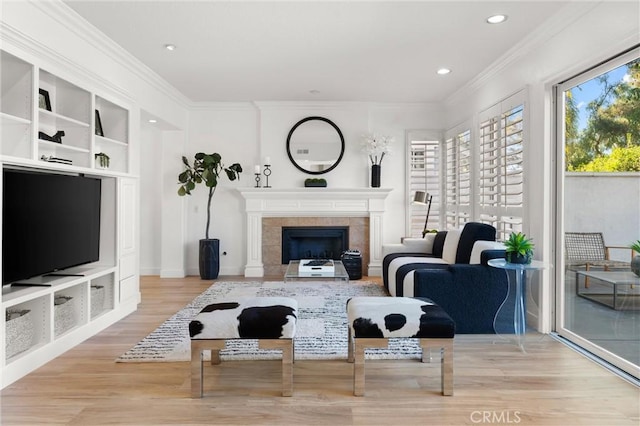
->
[64, 1, 570, 103]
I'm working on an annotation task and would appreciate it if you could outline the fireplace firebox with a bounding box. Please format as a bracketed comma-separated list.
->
[281, 226, 349, 264]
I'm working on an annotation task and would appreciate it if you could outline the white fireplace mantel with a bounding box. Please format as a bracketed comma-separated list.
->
[238, 188, 392, 277]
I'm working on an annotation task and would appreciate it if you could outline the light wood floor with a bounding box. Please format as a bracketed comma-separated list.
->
[2, 276, 639, 425]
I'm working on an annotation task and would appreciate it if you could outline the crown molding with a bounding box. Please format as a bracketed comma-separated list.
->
[444, 2, 597, 108]
[254, 101, 367, 111]
[252, 101, 433, 111]
[190, 102, 257, 111]
[30, 0, 190, 109]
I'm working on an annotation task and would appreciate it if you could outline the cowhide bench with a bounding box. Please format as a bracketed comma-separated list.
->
[189, 297, 298, 397]
[346, 296, 455, 396]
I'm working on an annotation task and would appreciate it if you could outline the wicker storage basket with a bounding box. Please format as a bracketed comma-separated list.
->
[6, 309, 35, 359]
[54, 296, 75, 337]
[91, 285, 105, 318]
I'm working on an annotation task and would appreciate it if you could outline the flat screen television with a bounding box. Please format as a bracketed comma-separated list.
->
[2, 168, 102, 285]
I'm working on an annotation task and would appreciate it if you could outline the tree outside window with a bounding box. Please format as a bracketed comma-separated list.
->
[565, 58, 640, 172]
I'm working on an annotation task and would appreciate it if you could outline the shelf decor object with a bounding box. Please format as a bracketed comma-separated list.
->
[95, 152, 110, 169]
[361, 133, 393, 188]
[5, 309, 35, 359]
[371, 164, 381, 188]
[263, 163, 272, 188]
[38, 88, 51, 111]
[38, 130, 65, 143]
[95, 109, 104, 136]
[304, 178, 327, 187]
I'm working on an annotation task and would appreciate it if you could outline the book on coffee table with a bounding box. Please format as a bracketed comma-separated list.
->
[299, 259, 335, 273]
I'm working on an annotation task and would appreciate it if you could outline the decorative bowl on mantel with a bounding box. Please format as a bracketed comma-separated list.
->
[304, 178, 327, 187]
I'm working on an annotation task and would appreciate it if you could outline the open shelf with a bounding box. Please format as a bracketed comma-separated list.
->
[54, 284, 88, 338]
[1, 51, 33, 159]
[5, 295, 50, 364]
[1, 50, 131, 174]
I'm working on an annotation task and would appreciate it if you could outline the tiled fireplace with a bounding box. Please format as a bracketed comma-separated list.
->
[264, 217, 368, 277]
[238, 188, 392, 277]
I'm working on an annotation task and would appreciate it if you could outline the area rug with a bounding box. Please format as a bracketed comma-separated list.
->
[116, 280, 424, 362]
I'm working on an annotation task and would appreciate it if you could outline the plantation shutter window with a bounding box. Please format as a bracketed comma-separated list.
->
[444, 126, 472, 228]
[478, 92, 526, 241]
[408, 137, 440, 236]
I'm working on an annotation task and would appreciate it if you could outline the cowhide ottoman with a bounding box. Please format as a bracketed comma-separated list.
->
[189, 297, 298, 397]
[346, 296, 455, 396]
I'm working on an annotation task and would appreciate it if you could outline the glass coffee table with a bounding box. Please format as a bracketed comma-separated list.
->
[284, 260, 350, 282]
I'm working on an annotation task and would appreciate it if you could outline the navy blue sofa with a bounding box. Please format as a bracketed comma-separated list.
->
[382, 223, 515, 334]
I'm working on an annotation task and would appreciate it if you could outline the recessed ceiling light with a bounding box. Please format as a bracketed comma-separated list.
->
[148, 119, 157, 123]
[164, 44, 176, 51]
[486, 14, 507, 24]
[436, 68, 451, 75]
[309, 89, 320, 95]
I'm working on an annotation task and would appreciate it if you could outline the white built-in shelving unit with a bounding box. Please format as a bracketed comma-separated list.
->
[0, 49, 139, 388]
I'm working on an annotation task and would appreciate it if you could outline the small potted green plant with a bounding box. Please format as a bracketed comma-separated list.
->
[630, 240, 640, 277]
[94, 152, 110, 169]
[504, 232, 534, 264]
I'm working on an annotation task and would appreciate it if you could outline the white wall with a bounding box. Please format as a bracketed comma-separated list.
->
[179, 102, 443, 276]
[139, 125, 163, 275]
[565, 174, 640, 262]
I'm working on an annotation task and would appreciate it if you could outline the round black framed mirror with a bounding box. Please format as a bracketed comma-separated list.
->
[286, 116, 345, 175]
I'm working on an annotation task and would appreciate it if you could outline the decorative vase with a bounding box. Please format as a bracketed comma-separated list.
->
[506, 251, 532, 264]
[371, 164, 381, 188]
[199, 239, 220, 280]
[632, 255, 640, 277]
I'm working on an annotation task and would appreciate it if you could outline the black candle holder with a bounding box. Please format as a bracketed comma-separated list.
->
[254, 173, 261, 188]
[263, 164, 272, 188]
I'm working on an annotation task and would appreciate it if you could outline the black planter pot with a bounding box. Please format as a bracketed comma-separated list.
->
[506, 251, 532, 264]
[371, 164, 381, 188]
[199, 239, 220, 280]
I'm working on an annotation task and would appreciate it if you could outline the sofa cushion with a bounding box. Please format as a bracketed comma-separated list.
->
[469, 241, 506, 264]
[441, 229, 462, 264]
[385, 256, 448, 297]
[455, 222, 497, 264]
[432, 231, 448, 258]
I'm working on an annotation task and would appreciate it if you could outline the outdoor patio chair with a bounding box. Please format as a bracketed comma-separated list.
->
[564, 232, 632, 288]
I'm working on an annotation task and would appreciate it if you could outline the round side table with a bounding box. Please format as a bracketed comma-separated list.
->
[488, 258, 551, 351]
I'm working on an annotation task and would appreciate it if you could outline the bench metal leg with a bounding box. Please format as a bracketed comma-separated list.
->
[420, 338, 454, 396]
[190, 340, 228, 398]
[353, 337, 454, 397]
[259, 339, 294, 397]
[353, 338, 388, 396]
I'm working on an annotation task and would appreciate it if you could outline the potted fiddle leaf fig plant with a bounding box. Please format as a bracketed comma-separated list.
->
[630, 240, 640, 277]
[504, 232, 534, 264]
[178, 152, 242, 279]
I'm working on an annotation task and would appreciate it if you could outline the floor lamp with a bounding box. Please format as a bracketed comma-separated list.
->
[413, 191, 433, 238]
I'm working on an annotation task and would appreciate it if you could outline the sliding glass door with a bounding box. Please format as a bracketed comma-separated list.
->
[555, 49, 640, 379]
